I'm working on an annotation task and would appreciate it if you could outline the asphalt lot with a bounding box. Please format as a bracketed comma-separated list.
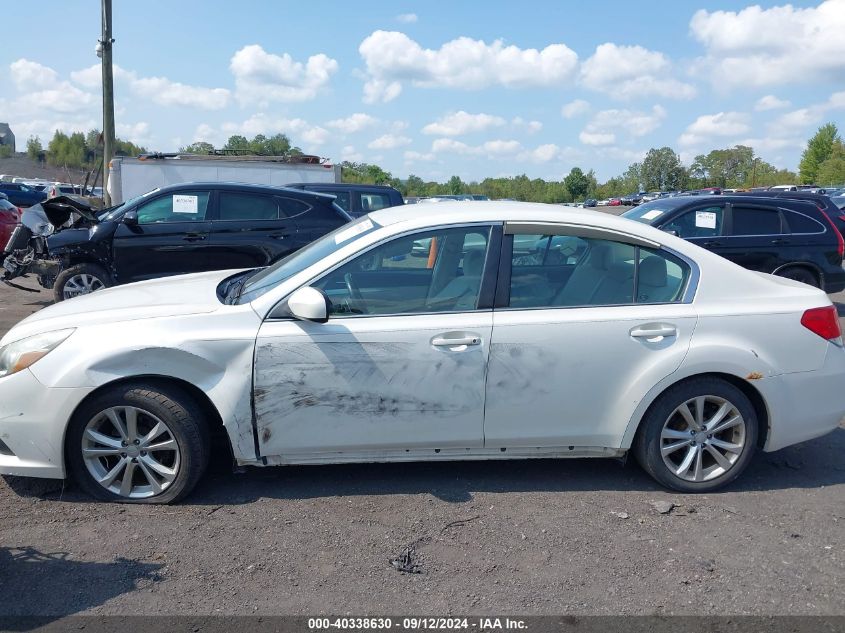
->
[1, 251, 844, 616]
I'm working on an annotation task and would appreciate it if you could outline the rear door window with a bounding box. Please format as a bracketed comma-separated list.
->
[277, 197, 311, 218]
[360, 192, 392, 212]
[730, 206, 782, 236]
[218, 192, 279, 221]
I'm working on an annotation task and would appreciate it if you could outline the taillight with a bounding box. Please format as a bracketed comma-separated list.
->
[821, 212, 844, 258]
[801, 306, 842, 342]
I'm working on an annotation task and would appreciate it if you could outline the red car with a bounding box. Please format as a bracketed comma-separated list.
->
[0, 195, 21, 251]
[608, 197, 622, 206]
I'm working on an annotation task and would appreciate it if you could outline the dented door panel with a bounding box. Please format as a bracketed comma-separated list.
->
[254, 313, 492, 455]
[485, 304, 697, 448]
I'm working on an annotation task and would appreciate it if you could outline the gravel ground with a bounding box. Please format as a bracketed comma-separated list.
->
[0, 267, 843, 617]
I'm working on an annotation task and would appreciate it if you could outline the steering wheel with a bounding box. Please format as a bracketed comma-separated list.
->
[343, 273, 368, 314]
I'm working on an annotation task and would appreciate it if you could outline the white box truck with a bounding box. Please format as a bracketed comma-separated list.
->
[107, 154, 342, 204]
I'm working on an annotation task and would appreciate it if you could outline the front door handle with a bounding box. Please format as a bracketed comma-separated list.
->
[183, 233, 206, 242]
[630, 324, 677, 339]
[269, 233, 289, 239]
[701, 240, 721, 248]
[770, 238, 789, 245]
[431, 335, 481, 347]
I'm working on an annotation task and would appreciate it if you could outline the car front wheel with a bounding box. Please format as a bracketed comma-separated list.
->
[634, 377, 758, 492]
[66, 382, 210, 504]
[54, 263, 112, 302]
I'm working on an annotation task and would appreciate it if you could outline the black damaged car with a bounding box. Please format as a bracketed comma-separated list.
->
[2, 182, 351, 301]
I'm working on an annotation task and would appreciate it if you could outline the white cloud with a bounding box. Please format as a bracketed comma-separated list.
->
[230, 44, 338, 106]
[116, 121, 153, 147]
[431, 138, 524, 158]
[580, 105, 667, 146]
[71, 62, 230, 110]
[512, 117, 542, 134]
[767, 91, 845, 134]
[396, 13, 418, 23]
[755, 95, 791, 111]
[579, 132, 616, 146]
[212, 114, 331, 151]
[340, 145, 364, 162]
[422, 111, 506, 136]
[678, 111, 751, 147]
[10, 59, 58, 89]
[358, 30, 578, 103]
[690, 1, 845, 88]
[519, 143, 561, 163]
[131, 77, 230, 110]
[580, 43, 695, 100]
[326, 113, 378, 134]
[561, 99, 590, 119]
[367, 134, 412, 150]
[404, 150, 435, 162]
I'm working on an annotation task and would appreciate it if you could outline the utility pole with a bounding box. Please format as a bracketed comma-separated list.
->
[100, 0, 115, 205]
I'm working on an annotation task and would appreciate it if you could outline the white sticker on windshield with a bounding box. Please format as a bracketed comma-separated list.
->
[173, 194, 198, 214]
[695, 211, 717, 229]
[335, 219, 374, 244]
[642, 209, 663, 220]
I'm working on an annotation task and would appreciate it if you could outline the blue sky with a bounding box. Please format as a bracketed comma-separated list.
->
[1, 0, 843, 182]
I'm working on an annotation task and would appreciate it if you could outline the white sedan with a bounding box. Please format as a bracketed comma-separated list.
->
[1, 202, 843, 503]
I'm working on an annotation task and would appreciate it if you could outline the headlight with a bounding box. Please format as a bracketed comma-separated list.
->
[0, 329, 75, 378]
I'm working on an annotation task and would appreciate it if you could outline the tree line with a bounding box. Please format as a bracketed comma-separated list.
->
[25, 130, 147, 170]
[18, 122, 845, 203]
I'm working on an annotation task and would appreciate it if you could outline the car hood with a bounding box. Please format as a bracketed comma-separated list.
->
[42, 195, 100, 227]
[1, 269, 242, 345]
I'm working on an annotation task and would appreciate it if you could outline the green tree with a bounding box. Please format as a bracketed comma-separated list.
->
[622, 162, 643, 192]
[180, 141, 215, 154]
[799, 123, 840, 184]
[447, 175, 465, 195]
[0, 145, 11, 159]
[563, 167, 590, 200]
[689, 146, 754, 188]
[223, 135, 250, 152]
[816, 140, 845, 185]
[640, 147, 687, 191]
[26, 136, 42, 160]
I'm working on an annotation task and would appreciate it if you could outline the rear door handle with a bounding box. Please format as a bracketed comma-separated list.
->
[630, 324, 677, 339]
[770, 238, 789, 245]
[183, 233, 206, 242]
[431, 335, 481, 347]
[701, 240, 721, 248]
[269, 233, 290, 239]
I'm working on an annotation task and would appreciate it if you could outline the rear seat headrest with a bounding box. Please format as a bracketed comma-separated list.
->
[639, 256, 667, 287]
[587, 242, 613, 270]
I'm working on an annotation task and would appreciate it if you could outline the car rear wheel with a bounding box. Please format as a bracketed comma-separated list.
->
[634, 377, 758, 492]
[775, 266, 819, 288]
[66, 382, 210, 504]
[54, 263, 112, 302]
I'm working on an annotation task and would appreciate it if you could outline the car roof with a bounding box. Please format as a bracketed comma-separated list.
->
[285, 182, 401, 193]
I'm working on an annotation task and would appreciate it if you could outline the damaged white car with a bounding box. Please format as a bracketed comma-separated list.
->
[1, 202, 843, 503]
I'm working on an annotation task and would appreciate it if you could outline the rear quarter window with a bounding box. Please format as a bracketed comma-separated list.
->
[784, 210, 825, 234]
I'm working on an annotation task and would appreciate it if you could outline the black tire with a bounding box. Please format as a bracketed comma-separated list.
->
[53, 263, 112, 302]
[775, 266, 819, 288]
[65, 382, 210, 504]
[633, 377, 758, 493]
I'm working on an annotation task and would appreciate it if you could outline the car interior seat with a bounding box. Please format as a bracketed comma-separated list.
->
[428, 249, 486, 310]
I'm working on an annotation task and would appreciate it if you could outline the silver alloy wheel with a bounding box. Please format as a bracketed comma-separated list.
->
[660, 395, 746, 482]
[63, 274, 105, 299]
[81, 406, 181, 499]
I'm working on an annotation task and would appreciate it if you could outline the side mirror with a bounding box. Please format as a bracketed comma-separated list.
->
[662, 228, 678, 237]
[286, 286, 330, 323]
[123, 210, 138, 225]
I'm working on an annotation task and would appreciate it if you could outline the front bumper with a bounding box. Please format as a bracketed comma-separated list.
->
[760, 343, 845, 451]
[0, 368, 93, 479]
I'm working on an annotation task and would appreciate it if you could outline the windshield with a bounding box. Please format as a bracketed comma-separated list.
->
[622, 197, 689, 224]
[97, 188, 161, 221]
[238, 215, 380, 304]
